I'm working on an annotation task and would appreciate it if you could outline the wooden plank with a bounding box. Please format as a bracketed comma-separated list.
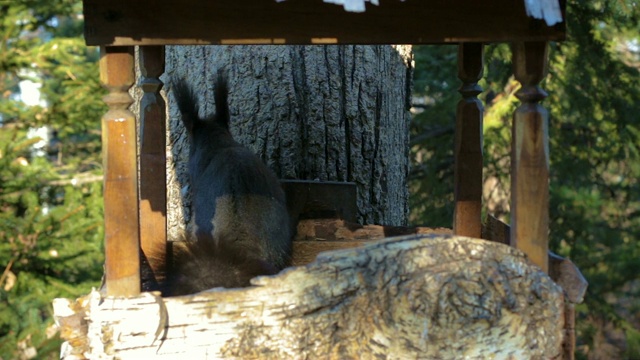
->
[481, 214, 510, 245]
[295, 218, 452, 242]
[138, 46, 167, 290]
[510, 41, 550, 273]
[292, 218, 452, 265]
[563, 303, 576, 360]
[83, 0, 566, 46]
[453, 42, 483, 238]
[100, 46, 141, 296]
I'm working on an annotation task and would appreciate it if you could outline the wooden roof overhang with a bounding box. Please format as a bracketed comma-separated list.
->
[84, 0, 565, 46]
[84, 0, 566, 297]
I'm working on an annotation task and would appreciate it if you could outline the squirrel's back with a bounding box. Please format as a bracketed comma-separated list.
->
[158, 74, 292, 296]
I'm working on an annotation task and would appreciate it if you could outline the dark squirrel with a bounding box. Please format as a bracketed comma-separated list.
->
[161, 74, 292, 296]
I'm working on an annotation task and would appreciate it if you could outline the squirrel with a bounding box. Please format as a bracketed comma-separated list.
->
[158, 73, 292, 296]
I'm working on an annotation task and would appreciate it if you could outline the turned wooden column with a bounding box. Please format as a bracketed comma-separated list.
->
[510, 42, 549, 273]
[453, 43, 484, 238]
[138, 46, 167, 289]
[100, 46, 141, 296]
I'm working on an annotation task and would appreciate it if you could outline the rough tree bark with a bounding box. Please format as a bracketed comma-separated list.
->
[54, 235, 566, 359]
[157, 45, 412, 239]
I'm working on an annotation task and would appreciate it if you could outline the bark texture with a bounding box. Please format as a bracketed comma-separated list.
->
[54, 235, 565, 359]
[155, 45, 412, 239]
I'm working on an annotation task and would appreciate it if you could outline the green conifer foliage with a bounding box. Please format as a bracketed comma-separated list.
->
[1, 1, 105, 358]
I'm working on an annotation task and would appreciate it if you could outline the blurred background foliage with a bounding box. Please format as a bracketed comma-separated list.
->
[0, 0, 639, 359]
[411, 1, 640, 358]
[0, 0, 104, 358]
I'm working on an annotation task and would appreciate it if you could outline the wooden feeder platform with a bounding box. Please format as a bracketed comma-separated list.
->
[53, 0, 588, 359]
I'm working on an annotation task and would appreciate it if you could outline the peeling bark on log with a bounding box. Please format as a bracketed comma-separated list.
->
[54, 235, 565, 359]
[482, 215, 588, 303]
[482, 214, 587, 359]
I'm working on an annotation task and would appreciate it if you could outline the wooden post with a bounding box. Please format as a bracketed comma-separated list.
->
[100, 46, 141, 296]
[454, 42, 484, 238]
[510, 42, 549, 273]
[138, 46, 167, 288]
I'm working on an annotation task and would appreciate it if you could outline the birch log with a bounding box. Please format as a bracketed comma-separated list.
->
[54, 235, 565, 359]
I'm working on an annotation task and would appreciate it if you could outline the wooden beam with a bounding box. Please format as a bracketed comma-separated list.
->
[138, 46, 167, 291]
[100, 46, 141, 297]
[510, 41, 550, 273]
[83, 0, 566, 46]
[453, 42, 483, 238]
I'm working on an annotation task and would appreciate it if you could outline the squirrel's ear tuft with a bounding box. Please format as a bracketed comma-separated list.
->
[213, 71, 230, 130]
[172, 79, 200, 134]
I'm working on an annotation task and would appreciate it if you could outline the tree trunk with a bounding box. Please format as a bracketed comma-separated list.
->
[160, 45, 412, 239]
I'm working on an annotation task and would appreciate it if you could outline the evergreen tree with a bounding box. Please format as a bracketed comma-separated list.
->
[0, 1, 105, 358]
